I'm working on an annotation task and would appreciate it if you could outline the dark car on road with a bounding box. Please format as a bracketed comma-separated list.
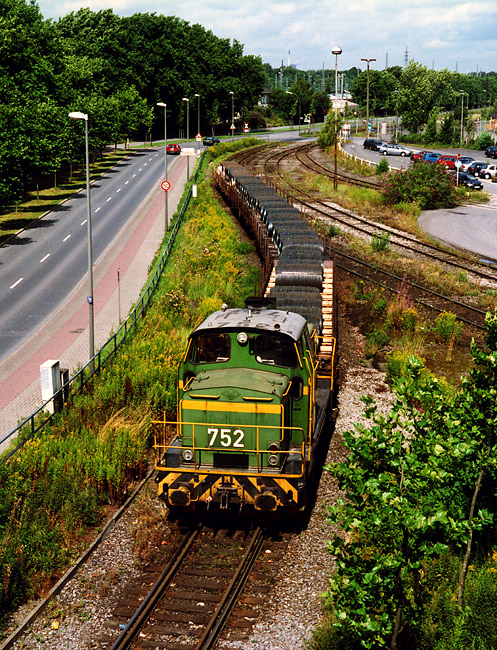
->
[485, 146, 497, 159]
[203, 136, 220, 146]
[363, 138, 383, 151]
[466, 161, 489, 177]
[450, 171, 483, 190]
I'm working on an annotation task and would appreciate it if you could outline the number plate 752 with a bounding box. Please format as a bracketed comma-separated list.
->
[208, 427, 245, 448]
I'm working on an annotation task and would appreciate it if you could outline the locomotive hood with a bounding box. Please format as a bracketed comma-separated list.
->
[184, 367, 290, 402]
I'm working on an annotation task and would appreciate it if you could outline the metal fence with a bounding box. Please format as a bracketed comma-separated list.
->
[0, 153, 205, 464]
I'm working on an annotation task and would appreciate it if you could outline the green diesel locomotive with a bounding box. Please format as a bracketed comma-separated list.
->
[153, 297, 336, 513]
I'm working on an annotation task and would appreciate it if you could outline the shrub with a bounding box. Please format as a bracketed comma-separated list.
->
[382, 160, 457, 210]
[375, 158, 389, 175]
[370, 231, 390, 252]
[327, 223, 342, 237]
[434, 311, 463, 344]
[476, 131, 493, 150]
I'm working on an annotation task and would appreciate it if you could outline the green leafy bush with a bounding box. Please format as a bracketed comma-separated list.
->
[381, 160, 457, 210]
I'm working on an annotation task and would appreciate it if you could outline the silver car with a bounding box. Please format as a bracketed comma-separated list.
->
[378, 143, 413, 157]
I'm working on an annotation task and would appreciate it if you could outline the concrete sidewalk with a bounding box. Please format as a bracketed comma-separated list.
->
[0, 152, 189, 441]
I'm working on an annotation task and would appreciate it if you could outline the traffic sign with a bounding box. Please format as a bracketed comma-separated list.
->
[161, 180, 171, 192]
[195, 133, 202, 141]
[230, 124, 235, 131]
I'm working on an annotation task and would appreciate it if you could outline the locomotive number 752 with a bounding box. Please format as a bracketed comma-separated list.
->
[208, 427, 245, 448]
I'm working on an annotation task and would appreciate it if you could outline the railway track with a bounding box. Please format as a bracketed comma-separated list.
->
[230, 142, 495, 331]
[106, 524, 273, 650]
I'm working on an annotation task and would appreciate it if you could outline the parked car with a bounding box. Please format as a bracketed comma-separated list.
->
[459, 157, 475, 171]
[437, 155, 459, 169]
[450, 171, 483, 190]
[166, 143, 181, 155]
[421, 152, 441, 163]
[378, 143, 413, 156]
[481, 163, 497, 179]
[411, 150, 430, 161]
[363, 138, 383, 151]
[484, 145, 497, 158]
[203, 136, 220, 146]
[466, 161, 489, 177]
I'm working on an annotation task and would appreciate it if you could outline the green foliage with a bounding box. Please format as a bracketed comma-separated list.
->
[396, 63, 454, 133]
[319, 310, 497, 648]
[476, 131, 493, 150]
[382, 160, 457, 210]
[424, 110, 439, 144]
[318, 110, 342, 150]
[327, 223, 342, 238]
[0, 2, 266, 207]
[434, 312, 463, 344]
[365, 324, 390, 358]
[375, 158, 389, 175]
[438, 114, 455, 145]
[370, 231, 390, 253]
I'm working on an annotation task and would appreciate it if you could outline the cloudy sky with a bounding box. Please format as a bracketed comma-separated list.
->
[36, 0, 495, 74]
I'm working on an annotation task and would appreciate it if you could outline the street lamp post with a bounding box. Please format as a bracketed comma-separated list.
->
[332, 46, 342, 191]
[229, 91, 234, 138]
[361, 58, 376, 139]
[68, 111, 95, 372]
[156, 102, 169, 231]
[459, 90, 465, 144]
[182, 97, 190, 180]
[194, 93, 200, 145]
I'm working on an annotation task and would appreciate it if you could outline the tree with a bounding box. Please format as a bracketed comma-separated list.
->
[423, 109, 439, 144]
[382, 160, 457, 210]
[324, 312, 497, 649]
[396, 62, 453, 133]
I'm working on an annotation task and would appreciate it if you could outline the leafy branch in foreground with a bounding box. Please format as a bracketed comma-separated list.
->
[320, 311, 497, 649]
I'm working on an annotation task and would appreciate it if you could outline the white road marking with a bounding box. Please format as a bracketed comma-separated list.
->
[10, 278, 23, 289]
[40, 254, 50, 263]
[116, 188, 121, 193]
[81, 220, 87, 226]
[107, 197, 112, 202]
[95, 207, 101, 213]
[63, 235, 71, 242]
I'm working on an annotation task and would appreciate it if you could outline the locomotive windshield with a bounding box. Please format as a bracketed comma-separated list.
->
[189, 333, 231, 364]
[254, 334, 298, 368]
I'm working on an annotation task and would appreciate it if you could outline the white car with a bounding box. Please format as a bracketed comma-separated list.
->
[378, 143, 413, 157]
[481, 164, 497, 179]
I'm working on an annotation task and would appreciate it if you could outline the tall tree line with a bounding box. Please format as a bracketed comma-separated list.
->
[0, 0, 265, 207]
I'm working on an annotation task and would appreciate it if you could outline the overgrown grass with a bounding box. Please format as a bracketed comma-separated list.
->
[0, 143, 259, 623]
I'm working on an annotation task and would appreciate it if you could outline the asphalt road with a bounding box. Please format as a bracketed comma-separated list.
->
[0, 149, 170, 361]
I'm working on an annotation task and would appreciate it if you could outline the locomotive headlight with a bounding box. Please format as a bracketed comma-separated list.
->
[182, 449, 194, 462]
[268, 454, 279, 467]
[237, 332, 248, 345]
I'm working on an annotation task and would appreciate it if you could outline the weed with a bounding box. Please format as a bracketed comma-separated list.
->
[370, 231, 391, 253]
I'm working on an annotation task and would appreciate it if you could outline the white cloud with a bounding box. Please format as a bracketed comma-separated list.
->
[37, 0, 497, 73]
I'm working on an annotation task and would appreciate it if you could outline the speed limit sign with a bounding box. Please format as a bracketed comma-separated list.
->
[161, 180, 171, 191]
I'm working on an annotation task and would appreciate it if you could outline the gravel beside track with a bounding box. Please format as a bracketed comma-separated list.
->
[3, 313, 394, 650]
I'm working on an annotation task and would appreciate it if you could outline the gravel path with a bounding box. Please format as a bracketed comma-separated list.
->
[3, 316, 394, 650]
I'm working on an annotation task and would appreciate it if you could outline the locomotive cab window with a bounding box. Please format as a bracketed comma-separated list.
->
[254, 334, 298, 368]
[189, 333, 231, 364]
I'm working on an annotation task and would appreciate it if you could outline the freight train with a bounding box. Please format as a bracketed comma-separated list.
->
[153, 160, 337, 514]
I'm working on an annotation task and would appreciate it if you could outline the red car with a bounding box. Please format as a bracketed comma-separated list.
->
[166, 143, 181, 155]
[437, 155, 458, 169]
[411, 150, 430, 161]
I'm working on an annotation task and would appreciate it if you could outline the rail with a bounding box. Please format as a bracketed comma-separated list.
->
[0, 152, 207, 465]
